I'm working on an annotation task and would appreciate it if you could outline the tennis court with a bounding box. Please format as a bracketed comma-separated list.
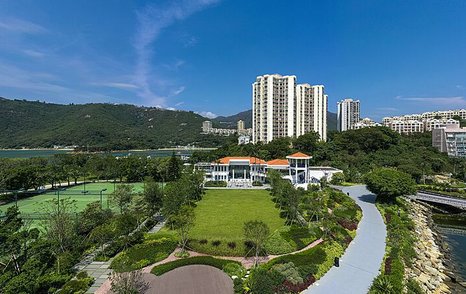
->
[0, 182, 144, 214]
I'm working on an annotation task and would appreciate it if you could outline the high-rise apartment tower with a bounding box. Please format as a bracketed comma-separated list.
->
[337, 98, 360, 131]
[252, 74, 327, 143]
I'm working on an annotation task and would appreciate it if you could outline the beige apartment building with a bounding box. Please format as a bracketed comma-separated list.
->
[252, 74, 327, 143]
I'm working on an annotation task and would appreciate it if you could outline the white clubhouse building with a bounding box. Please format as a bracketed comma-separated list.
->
[195, 152, 342, 188]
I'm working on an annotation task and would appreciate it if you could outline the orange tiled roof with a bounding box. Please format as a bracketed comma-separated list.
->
[216, 156, 266, 165]
[267, 159, 289, 166]
[287, 152, 311, 158]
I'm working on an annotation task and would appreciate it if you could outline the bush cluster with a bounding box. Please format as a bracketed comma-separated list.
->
[204, 181, 227, 187]
[111, 235, 177, 272]
[369, 200, 417, 293]
[151, 256, 241, 276]
[58, 272, 94, 294]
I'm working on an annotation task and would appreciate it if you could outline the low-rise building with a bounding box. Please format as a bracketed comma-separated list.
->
[194, 152, 342, 189]
[353, 118, 381, 129]
[386, 120, 424, 134]
[238, 135, 251, 145]
[432, 125, 466, 157]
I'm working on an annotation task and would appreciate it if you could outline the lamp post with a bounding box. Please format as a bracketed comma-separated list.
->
[82, 174, 88, 194]
[57, 188, 66, 213]
[100, 188, 107, 209]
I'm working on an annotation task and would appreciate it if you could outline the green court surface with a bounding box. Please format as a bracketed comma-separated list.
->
[0, 182, 144, 214]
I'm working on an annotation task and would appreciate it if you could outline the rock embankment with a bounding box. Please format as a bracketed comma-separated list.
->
[406, 201, 450, 294]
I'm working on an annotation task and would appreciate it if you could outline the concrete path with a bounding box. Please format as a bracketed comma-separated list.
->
[304, 185, 386, 294]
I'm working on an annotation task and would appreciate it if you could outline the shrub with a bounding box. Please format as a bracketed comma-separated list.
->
[252, 181, 263, 186]
[337, 218, 358, 231]
[111, 236, 177, 272]
[204, 181, 227, 187]
[407, 279, 424, 294]
[244, 240, 255, 251]
[227, 242, 236, 249]
[264, 242, 344, 280]
[233, 277, 244, 294]
[369, 276, 395, 294]
[271, 262, 303, 285]
[222, 262, 246, 277]
[199, 239, 208, 244]
[59, 273, 94, 294]
[264, 230, 294, 255]
[247, 267, 275, 294]
[212, 240, 221, 247]
[151, 256, 241, 276]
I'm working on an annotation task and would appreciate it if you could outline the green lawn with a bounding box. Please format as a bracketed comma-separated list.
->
[0, 182, 144, 214]
[189, 189, 284, 256]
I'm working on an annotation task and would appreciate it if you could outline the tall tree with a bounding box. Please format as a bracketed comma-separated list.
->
[166, 153, 181, 181]
[111, 184, 134, 214]
[41, 198, 79, 273]
[142, 178, 163, 216]
[243, 220, 270, 266]
[293, 131, 320, 154]
[364, 168, 416, 202]
[171, 205, 195, 254]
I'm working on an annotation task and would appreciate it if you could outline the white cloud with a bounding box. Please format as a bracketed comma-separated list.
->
[132, 0, 219, 106]
[395, 96, 466, 106]
[171, 86, 185, 96]
[376, 107, 398, 112]
[163, 59, 185, 71]
[0, 63, 111, 102]
[22, 49, 46, 58]
[0, 18, 47, 34]
[197, 111, 218, 119]
[175, 101, 185, 106]
[92, 82, 139, 90]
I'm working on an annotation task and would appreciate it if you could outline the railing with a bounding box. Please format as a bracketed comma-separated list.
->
[409, 191, 466, 210]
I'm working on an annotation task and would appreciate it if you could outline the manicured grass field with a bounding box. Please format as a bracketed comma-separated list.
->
[0, 182, 144, 214]
[189, 189, 284, 256]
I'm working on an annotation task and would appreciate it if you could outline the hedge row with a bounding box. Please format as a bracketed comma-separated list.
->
[204, 181, 227, 187]
[111, 234, 178, 272]
[151, 256, 241, 276]
[369, 200, 417, 293]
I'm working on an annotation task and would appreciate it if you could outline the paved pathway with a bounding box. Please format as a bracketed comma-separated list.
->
[304, 185, 386, 294]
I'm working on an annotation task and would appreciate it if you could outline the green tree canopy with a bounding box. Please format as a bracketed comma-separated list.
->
[364, 168, 416, 202]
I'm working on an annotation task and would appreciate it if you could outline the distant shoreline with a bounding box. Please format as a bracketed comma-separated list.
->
[0, 147, 217, 152]
[0, 148, 74, 151]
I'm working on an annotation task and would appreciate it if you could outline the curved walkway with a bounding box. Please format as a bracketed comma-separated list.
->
[304, 185, 386, 294]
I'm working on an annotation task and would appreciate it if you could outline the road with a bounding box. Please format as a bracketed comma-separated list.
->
[304, 185, 386, 294]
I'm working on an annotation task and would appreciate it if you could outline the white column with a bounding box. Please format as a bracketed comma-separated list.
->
[305, 159, 308, 183]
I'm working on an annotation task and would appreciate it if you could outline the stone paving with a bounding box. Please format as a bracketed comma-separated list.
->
[85, 261, 113, 294]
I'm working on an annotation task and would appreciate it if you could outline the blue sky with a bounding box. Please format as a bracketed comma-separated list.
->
[0, 0, 465, 120]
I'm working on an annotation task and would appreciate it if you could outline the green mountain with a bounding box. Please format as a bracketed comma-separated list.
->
[214, 110, 253, 128]
[214, 109, 338, 131]
[0, 97, 227, 149]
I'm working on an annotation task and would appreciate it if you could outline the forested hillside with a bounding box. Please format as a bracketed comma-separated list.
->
[214, 109, 338, 131]
[0, 97, 228, 149]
